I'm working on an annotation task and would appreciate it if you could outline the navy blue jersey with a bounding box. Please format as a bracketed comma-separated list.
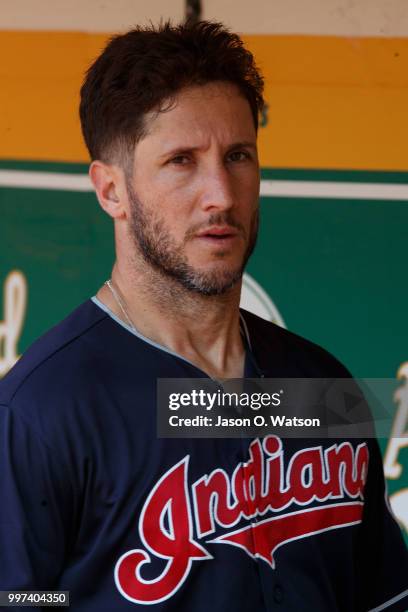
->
[0, 298, 407, 611]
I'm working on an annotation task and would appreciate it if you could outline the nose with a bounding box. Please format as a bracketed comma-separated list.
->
[199, 163, 235, 213]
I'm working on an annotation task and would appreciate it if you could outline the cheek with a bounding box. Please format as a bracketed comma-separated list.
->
[234, 173, 259, 205]
[156, 192, 198, 237]
[156, 179, 198, 219]
[152, 208, 190, 245]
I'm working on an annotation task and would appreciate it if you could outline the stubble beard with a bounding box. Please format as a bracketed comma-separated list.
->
[127, 182, 259, 297]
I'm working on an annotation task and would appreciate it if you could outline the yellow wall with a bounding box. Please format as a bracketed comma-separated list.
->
[1, 31, 407, 170]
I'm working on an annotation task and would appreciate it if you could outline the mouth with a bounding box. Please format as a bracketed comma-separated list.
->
[195, 226, 240, 244]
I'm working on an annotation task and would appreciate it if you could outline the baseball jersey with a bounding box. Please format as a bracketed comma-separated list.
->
[0, 298, 407, 611]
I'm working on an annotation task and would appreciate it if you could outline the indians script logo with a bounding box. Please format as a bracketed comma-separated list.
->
[0, 271, 27, 377]
[114, 436, 368, 605]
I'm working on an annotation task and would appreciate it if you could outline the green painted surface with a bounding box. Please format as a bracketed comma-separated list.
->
[1, 161, 407, 543]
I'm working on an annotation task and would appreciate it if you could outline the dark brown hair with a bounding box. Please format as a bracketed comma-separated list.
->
[79, 20, 264, 166]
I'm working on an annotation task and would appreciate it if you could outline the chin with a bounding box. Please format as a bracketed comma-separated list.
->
[190, 266, 244, 295]
[192, 254, 244, 271]
[195, 261, 242, 278]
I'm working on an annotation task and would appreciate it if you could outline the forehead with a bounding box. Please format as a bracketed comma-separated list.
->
[139, 81, 256, 150]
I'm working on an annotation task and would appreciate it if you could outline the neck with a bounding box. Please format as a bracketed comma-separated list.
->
[96, 259, 246, 380]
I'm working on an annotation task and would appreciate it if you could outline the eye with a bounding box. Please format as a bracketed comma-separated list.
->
[169, 155, 190, 165]
[227, 150, 251, 162]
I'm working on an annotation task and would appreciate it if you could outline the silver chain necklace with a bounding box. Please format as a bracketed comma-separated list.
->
[104, 279, 136, 331]
[104, 278, 250, 363]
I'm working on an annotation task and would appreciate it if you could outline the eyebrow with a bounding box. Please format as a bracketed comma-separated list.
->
[159, 141, 257, 159]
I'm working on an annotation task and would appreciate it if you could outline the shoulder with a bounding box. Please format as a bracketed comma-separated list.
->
[0, 299, 108, 406]
[240, 308, 352, 377]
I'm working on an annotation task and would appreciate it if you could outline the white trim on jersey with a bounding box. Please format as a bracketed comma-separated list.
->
[368, 587, 408, 612]
[92, 295, 252, 382]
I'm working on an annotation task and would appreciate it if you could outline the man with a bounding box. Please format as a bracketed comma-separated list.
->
[0, 20, 407, 611]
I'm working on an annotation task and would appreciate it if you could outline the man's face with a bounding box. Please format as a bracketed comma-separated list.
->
[126, 81, 260, 296]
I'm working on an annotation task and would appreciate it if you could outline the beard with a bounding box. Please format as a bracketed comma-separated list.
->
[127, 181, 259, 297]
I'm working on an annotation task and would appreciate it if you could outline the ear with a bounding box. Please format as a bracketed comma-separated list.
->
[89, 160, 126, 219]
